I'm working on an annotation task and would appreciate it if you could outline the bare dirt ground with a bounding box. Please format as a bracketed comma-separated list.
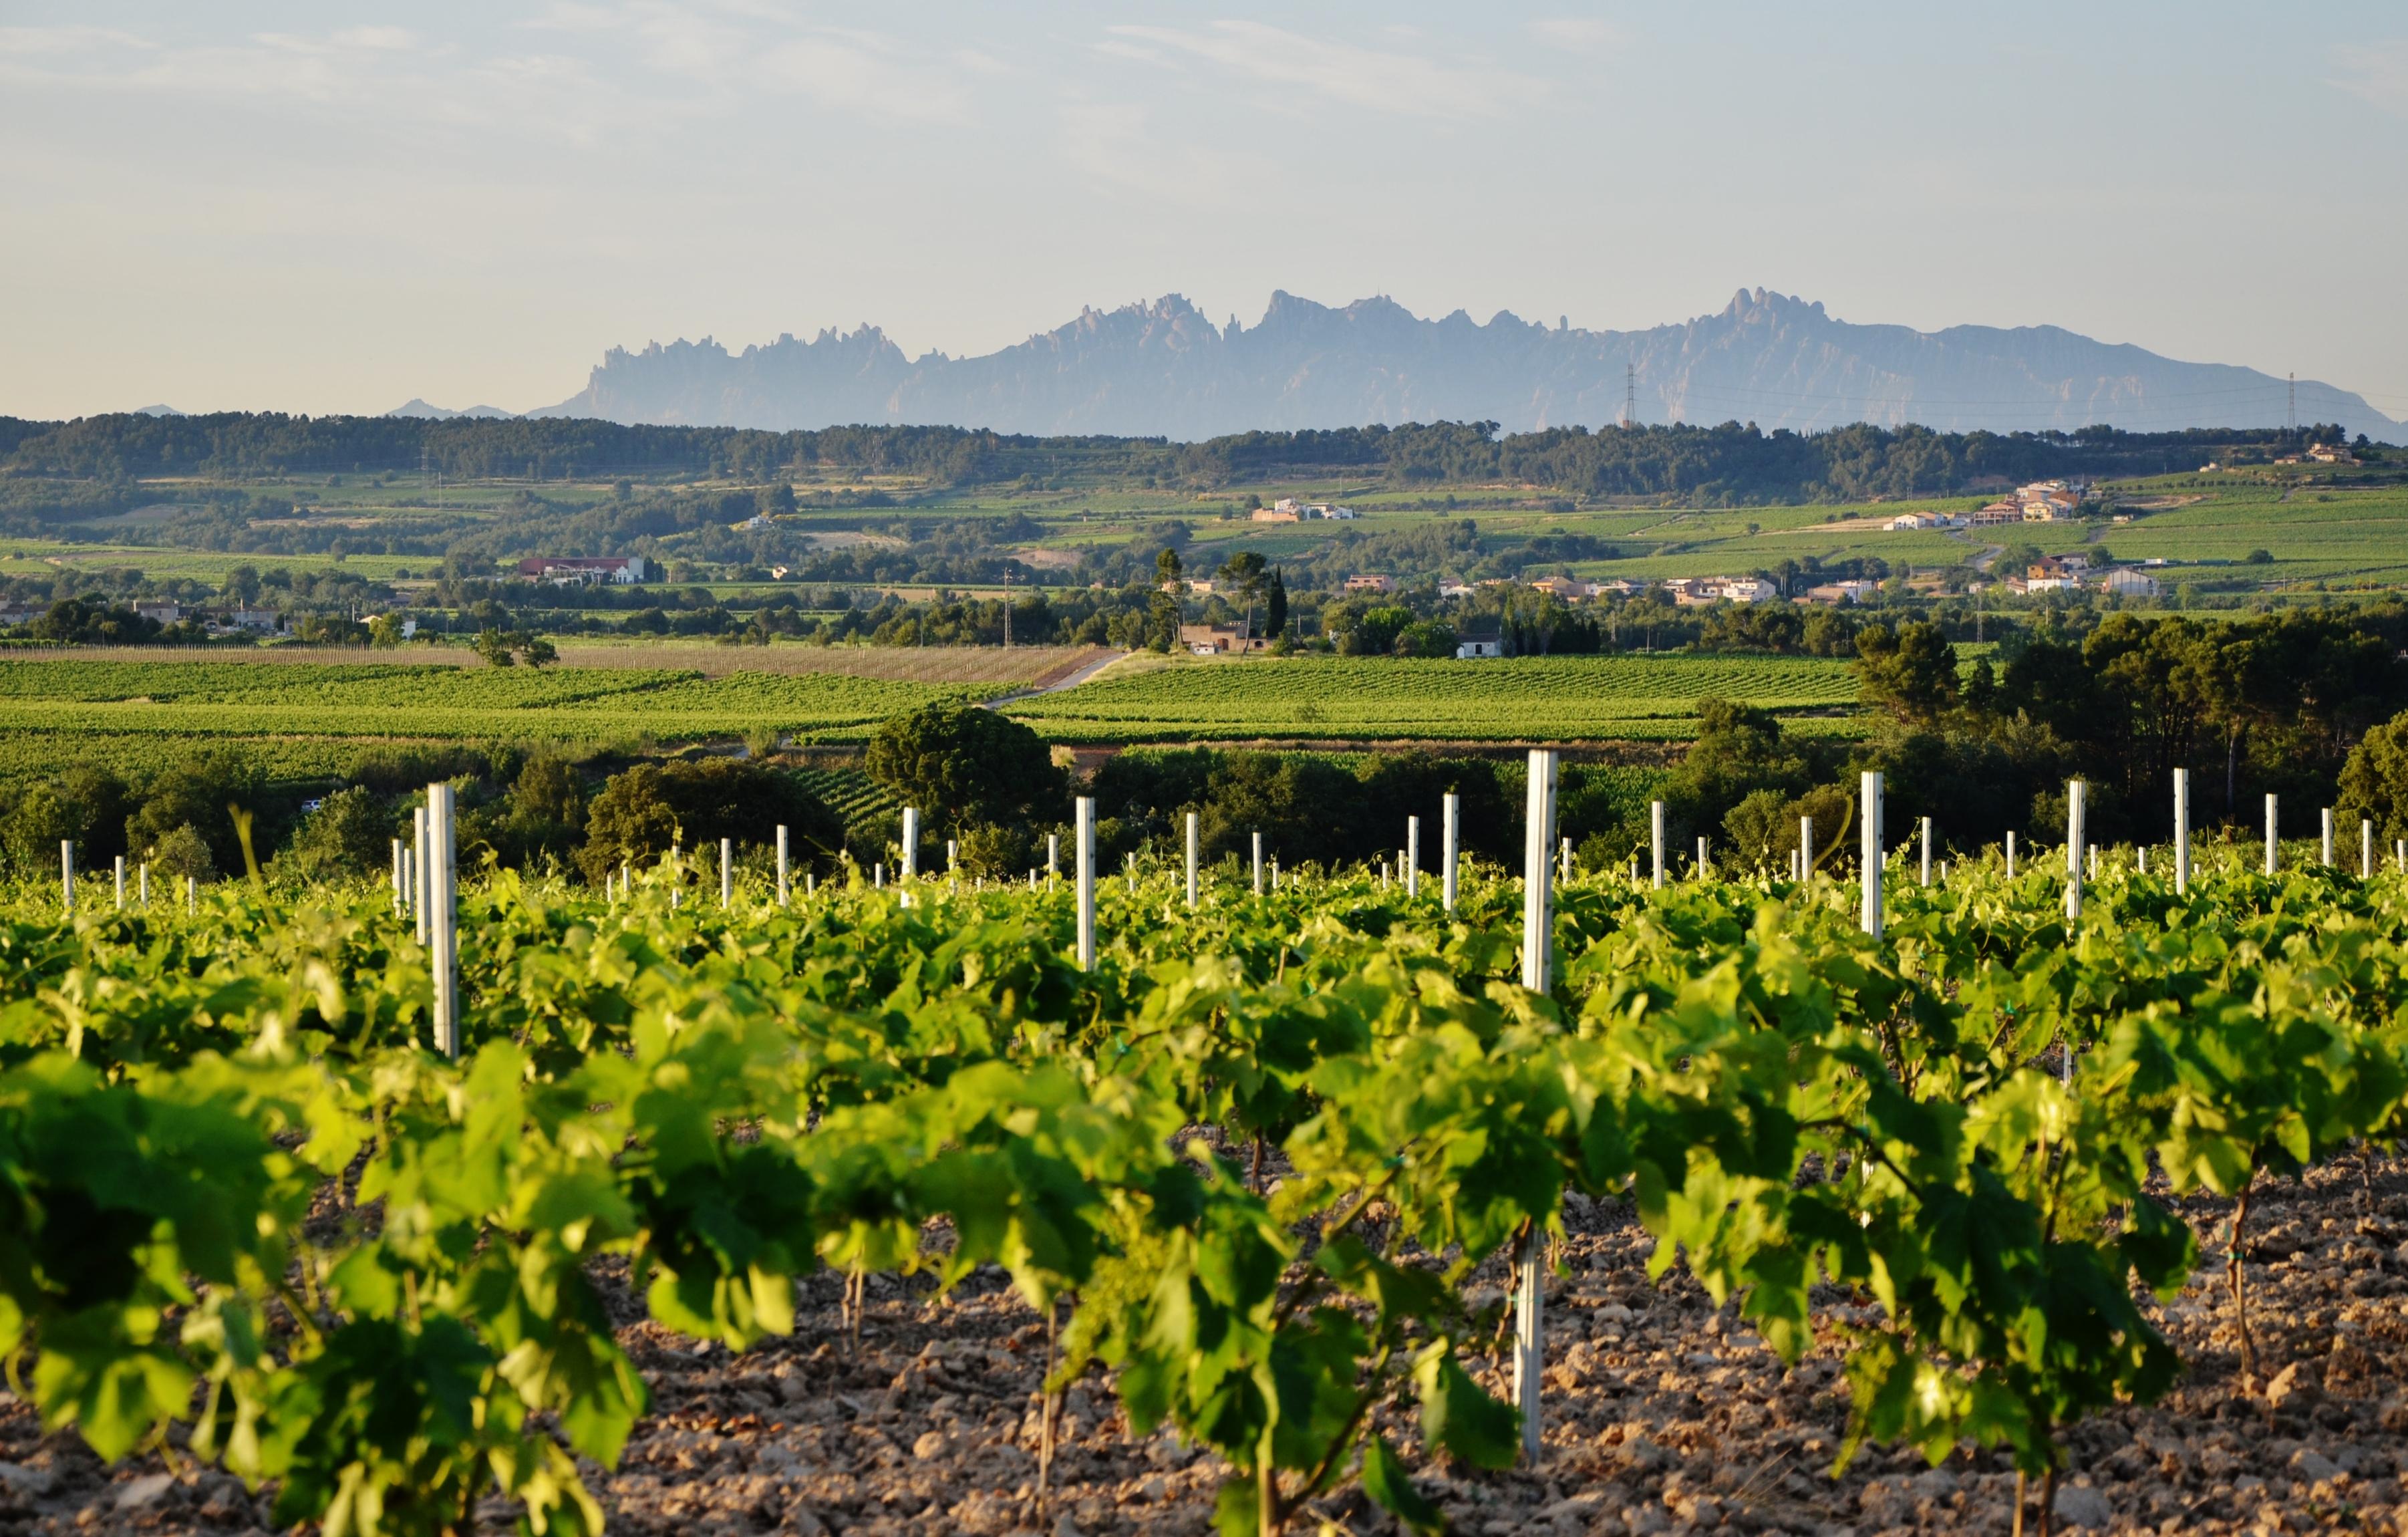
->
[5, 1157, 2406, 1536]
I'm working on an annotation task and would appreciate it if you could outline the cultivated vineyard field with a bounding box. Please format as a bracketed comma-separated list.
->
[0, 660, 983, 760]
[1002, 654, 1861, 742]
[3, 836, 2404, 1536]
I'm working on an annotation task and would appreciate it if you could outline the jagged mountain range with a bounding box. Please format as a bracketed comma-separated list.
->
[489, 288, 2395, 439]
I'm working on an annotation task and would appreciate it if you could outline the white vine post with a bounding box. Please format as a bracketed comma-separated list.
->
[719, 838, 732, 907]
[1125, 850, 1137, 895]
[1406, 816, 1421, 897]
[1859, 773, 1883, 938]
[61, 840, 74, 917]
[428, 782, 460, 1061]
[2364, 818, 2375, 879]
[2173, 769, 2190, 895]
[2006, 829, 2017, 879]
[185, 875, 194, 914]
[1185, 811, 1200, 910]
[1920, 817, 1932, 888]
[2264, 794, 2279, 875]
[391, 838, 406, 916]
[2322, 807, 2335, 867]
[1075, 797, 1096, 970]
[1800, 815, 1814, 881]
[2397, 839, 2405, 874]
[1695, 835, 1708, 881]
[776, 825, 790, 907]
[1650, 799, 1666, 889]
[114, 855, 125, 911]
[1442, 793, 1461, 914]
[1251, 831, 1263, 895]
[2065, 780, 2086, 921]
[414, 805, 431, 944]
[901, 807, 919, 885]
[138, 863, 148, 907]
[1560, 836, 1572, 885]
[1047, 833, 1058, 882]
[1513, 747, 1558, 1468]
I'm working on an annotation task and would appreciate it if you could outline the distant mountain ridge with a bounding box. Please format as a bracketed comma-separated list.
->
[525, 288, 2398, 440]
[386, 398, 514, 420]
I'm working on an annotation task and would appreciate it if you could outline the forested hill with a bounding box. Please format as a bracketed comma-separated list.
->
[531, 289, 2401, 439]
[0, 414, 2372, 518]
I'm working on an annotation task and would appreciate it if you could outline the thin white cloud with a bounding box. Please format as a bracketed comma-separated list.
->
[1105, 21, 1537, 118]
[525, 3, 978, 123]
[1525, 17, 1622, 56]
[2330, 39, 2408, 118]
[1056, 98, 1243, 201]
[760, 32, 967, 122]
[0, 22, 623, 145]
[0, 25, 153, 56]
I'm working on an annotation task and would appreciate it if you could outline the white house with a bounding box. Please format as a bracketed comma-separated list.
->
[2099, 567, 2159, 598]
[1455, 626, 1503, 660]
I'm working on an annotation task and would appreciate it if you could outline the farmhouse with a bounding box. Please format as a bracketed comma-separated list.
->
[1455, 624, 1503, 660]
[1343, 575, 1397, 594]
[1179, 623, 1269, 655]
[516, 556, 655, 585]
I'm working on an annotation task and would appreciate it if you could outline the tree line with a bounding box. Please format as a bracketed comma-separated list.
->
[0, 412, 2375, 510]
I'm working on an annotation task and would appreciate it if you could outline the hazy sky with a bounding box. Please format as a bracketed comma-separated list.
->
[4, 1, 2405, 422]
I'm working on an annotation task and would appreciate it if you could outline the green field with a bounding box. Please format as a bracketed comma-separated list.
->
[0, 659, 981, 762]
[1000, 652, 1859, 743]
[0, 649, 1863, 778]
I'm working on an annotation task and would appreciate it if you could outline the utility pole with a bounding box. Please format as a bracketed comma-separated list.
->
[2288, 372, 2296, 436]
[1002, 570, 1012, 650]
[1623, 362, 1637, 429]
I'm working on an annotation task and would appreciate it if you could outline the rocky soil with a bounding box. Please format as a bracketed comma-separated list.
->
[7, 1156, 2408, 1536]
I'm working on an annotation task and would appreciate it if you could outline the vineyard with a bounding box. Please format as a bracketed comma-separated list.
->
[0, 660, 983, 761]
[1000, 654, 1863, 743]
[3, 783, 2406, 1537]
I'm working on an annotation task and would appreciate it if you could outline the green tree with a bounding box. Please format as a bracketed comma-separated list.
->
[1853, 621, 1959, 724]
[865, 704, 1066, 837]
[1, 781, 82, 878]
[147, 823, 217, 883]
[1392, 619, 1457, 658]
[577, 759, 843, 885]
[2339, 712, 2408, 844]
[128, 750, 267, 877]
[1666, 699, 1811, 833]
[283, 788, 394, 877]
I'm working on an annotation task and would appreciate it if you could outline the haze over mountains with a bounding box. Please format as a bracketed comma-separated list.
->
[444, 288, 2393, 440]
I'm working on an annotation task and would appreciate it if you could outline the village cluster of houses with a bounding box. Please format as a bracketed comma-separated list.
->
[1885, 478, 2090, 531]
[1998, 553, 2163, 598]
[1251, 498, 1360, 523]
